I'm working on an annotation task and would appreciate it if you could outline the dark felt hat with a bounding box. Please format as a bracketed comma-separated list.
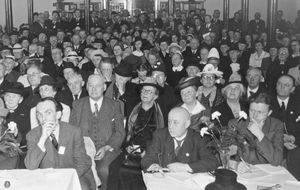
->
[175, 77, 201, 91]
[138, 77, 163, 94]
[205, 169, 246, 190]
[4, 82, 26, 97]
[114, 62, 133, 78]
[62, 62, 76, 70]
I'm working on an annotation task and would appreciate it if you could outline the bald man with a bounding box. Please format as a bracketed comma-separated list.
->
[70, 74, 125, 190]
[141, 107, 218, 173]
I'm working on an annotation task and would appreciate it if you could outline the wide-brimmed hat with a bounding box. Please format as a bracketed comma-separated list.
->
[175, 77, 201, 91]
[205, 169, 246, 190]
[169, 42, 182, 51]
[198, 64, 223, 78]
[12, 43, 23, 52]
[3, 82, 26, 97]
[186, 60, 202, 70]
[63, 51, 82, 61]
[138, 77, 163, 94]
[90, 49, 108, 58]
[62, 62, 76, 70]
[114, 62, 133, 78]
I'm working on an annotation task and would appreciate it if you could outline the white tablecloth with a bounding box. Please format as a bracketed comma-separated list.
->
[0, 168, 81, 190]
[143, 164, 300, 190]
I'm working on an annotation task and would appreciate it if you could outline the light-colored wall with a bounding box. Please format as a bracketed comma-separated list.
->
[0, 0, 299, 29]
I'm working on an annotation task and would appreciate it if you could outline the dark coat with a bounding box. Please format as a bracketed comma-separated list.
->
[248, 19, 266, 35]
[70, 18, 85, 30]
[141, 128, 219, 173]
[56, 88, 88, 108]
[270, 95, 300, 146]
[212, 100, 249, 126]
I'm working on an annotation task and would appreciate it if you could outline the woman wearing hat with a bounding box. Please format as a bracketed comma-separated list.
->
[197, 64, 224, 110]
[113, 77, 164, 190]
[176, 77, 210, 132]
[212, 78, 249, 126]
[0, 98, 22, 169]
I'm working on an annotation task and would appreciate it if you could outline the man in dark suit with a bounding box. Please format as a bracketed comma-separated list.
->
[141, 107, 218, 173]
[56, 73, 88, 108]
[270, 75, 300, 148]
[25, 97, 95, 190]
[30, 12, 49, 37]
[70, 10, 85, 30]
[243, 67, 267, 102]
[72, 34, 85, 57]
[46, 11, 62, 35]
[182, 38, 200, 62]
[248, 12, 266, 35]
[70, 74, 125, 190]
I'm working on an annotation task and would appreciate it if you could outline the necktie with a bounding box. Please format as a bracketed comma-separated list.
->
[249, 91, 255, 98]
[280, 101, 285, 111]
[94, 103, 99, 117]
[174, 138, 184, 156]
[74, 94, 78, 100]
[50, 133, 58, 150]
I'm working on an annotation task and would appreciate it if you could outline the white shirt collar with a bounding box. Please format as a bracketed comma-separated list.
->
[277, 96, 289, 108]
[73, 91, 82, 100]
[89, 97, 104, 113]
[247, 86, 259, 96]
[181, 101, 206, 115]
[0, 78, 3, 85]
[50, 122, 60, 143]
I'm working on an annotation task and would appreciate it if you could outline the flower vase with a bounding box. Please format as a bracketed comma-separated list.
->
[219, 149, 230, 169]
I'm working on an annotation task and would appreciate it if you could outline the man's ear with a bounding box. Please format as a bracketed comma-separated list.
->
[56, 111, 62, 120]
[185, 119, 191, 129]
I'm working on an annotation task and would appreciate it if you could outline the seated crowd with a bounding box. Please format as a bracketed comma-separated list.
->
[0, 6, 300, 190]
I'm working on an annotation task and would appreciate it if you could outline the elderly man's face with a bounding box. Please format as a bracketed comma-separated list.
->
[180, 86, 197, 104]
[27, 67, 42, 87]
[186, 66, 200, 77]
[168, 109, 189, 138]
[276, 76, 295, 98]
[4, 92, 23, 110]
[171, 54, 182, 67]
[140, 86, 157, 104]
[63, 68, 75, 81]
[51, 49, 63, 62]
[246, 69, 262, 89]
[100, 62, 113, 79]
[278, 48, 289, 61]
[68, 76, 83, 95]
[87, 75, 105, 101]
[3, 58, 15, 72]
[36, 100, 57, 126]
[249, 102, 270, 124]
[190, 39, 199, 50]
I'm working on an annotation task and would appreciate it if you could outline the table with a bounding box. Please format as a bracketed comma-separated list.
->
[143, 164, 300, 190]
[0, 168, 81, 190]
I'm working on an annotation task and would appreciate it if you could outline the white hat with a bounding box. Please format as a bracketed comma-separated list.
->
[207, 48, 220, 59]
[63, 51, 82, 61]
[198, 64, 223, 78]
[12, 43, 23, 52]
[90, 49, 108, 58]
[169, 43, 182, 51]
